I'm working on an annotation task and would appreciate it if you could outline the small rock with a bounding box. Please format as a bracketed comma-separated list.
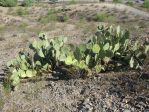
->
[124, 109, 131, 112]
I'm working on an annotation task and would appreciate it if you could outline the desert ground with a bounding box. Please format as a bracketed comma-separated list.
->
[0, 1, 149, 112]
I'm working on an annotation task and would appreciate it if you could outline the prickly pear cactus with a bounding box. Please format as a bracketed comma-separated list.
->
[6, 25, 149, 88]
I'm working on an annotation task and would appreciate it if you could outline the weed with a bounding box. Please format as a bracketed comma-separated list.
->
[0, 25, 6, 32]
[0, 0, 18, 7]
[106, 15, 116, 22]
[19, 22, 28, 29]
[94, 12, 108, 22]
[99, 0, 105, 2]
[75, 18, 87, 29]
[113, 0, 122, 3]
[126, 0, 133, 6]
[49, 0, 58, 3]
[3, 77, 11, 94]
[57, 14, 69, 22]
[38, 9, 69, 24]
[38, 9, 58, 24]
[69, 0, 77, 5]
[38, 14, 57, 24]
[94, 12, 115, 22]
[16, 7, 29, 16]
[0, 97, 4, 110]
[143, 0, 149, 8]
[21, 0, 34, 7]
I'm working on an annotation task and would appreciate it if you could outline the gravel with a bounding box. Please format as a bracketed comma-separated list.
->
[0, 71, 149, 112]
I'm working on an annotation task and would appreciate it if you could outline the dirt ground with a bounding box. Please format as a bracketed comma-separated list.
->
[0, 2, 149, 112]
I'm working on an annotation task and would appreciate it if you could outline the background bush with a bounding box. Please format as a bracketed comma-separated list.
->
[38, 9, 58, 24]
[49, 0, 58, 3]
[0, 0, 18, 7]
[143, 0, 149, 8]
[16, 7, 29, 16]
[113, 0, 121, 3]
[94, 12, 115, 22]
[21, 0, 34, 7]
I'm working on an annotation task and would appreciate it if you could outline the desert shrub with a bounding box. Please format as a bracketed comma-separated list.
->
[0, 97, 4, 110]
[6, 26, 149, 87]
[38, 9, 58, 24]
[19, 22, 28, 29]
[94, 12, 115, 22]
[126, 0, 133, 6]
[94, 12, 108, 22]
[49, 0, 58, 3]
[113, 0, 121, 3]
[105, 15, 116, 22]
[38, 9, 69, 23]
[35, 0, 42, 2]
[47, 8, 56, 15]
[38, 14, 57, 24]
[99, 0, 105, 2]
[16, 7, 29, 16]
[0, 24, 6, 32]
[21, 0, 34, 7]
[69, 0, 77, 5]
[0, 0, 18, 7]
[143, 0, 149, 8]
[57, 14, 69, 22]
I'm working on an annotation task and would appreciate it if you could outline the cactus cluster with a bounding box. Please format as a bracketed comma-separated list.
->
[6, 52, 36, 86]
[6, 25, 149, 87]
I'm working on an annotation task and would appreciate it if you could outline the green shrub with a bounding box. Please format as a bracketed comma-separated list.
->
[105, 15, 116, 22]
[38, 9, 69, 23]
[143, 0, 149, 8]
[6, 26, 149, 87]
[126, 0, 133, 6]
[21, 0, 34, 7]
[57, 14, 69, 22]
[94, 12, 107, 22]
[0, 24, 6, 32]
[19, 22, 28, 29]
[63, 14, 69, 22]
[69, 0, 77, 5]
[113, 0, 121, 3]
[0, 97, 4, 110]
[49, 0, 58, 3]
[16, 7, 29, 16]
[99, 0, 105, 2]
[0, 0, 18, 7]
[38, 14, 57, 24]
[94, 12, 115, 22]
[38, 9, 58, 24]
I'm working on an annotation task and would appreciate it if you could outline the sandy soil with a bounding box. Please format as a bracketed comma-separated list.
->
[0, 2, 149, 112]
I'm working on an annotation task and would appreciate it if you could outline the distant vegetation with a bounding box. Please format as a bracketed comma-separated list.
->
[126, 0, 133, 6]
[143, 0, 149, 8]
[113, 0, 121, 3]
[38, 9, 58, 24]
[38, 9, 69, 24]
[49, 0, 58, 3]
[94, 12, 115, 22]
[69, 0, 77, 5]
[0, 0, 18, 7]
[21, 0, 34, 7]
[16, 7, 29, 16]
[0, 0, 35, 7]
